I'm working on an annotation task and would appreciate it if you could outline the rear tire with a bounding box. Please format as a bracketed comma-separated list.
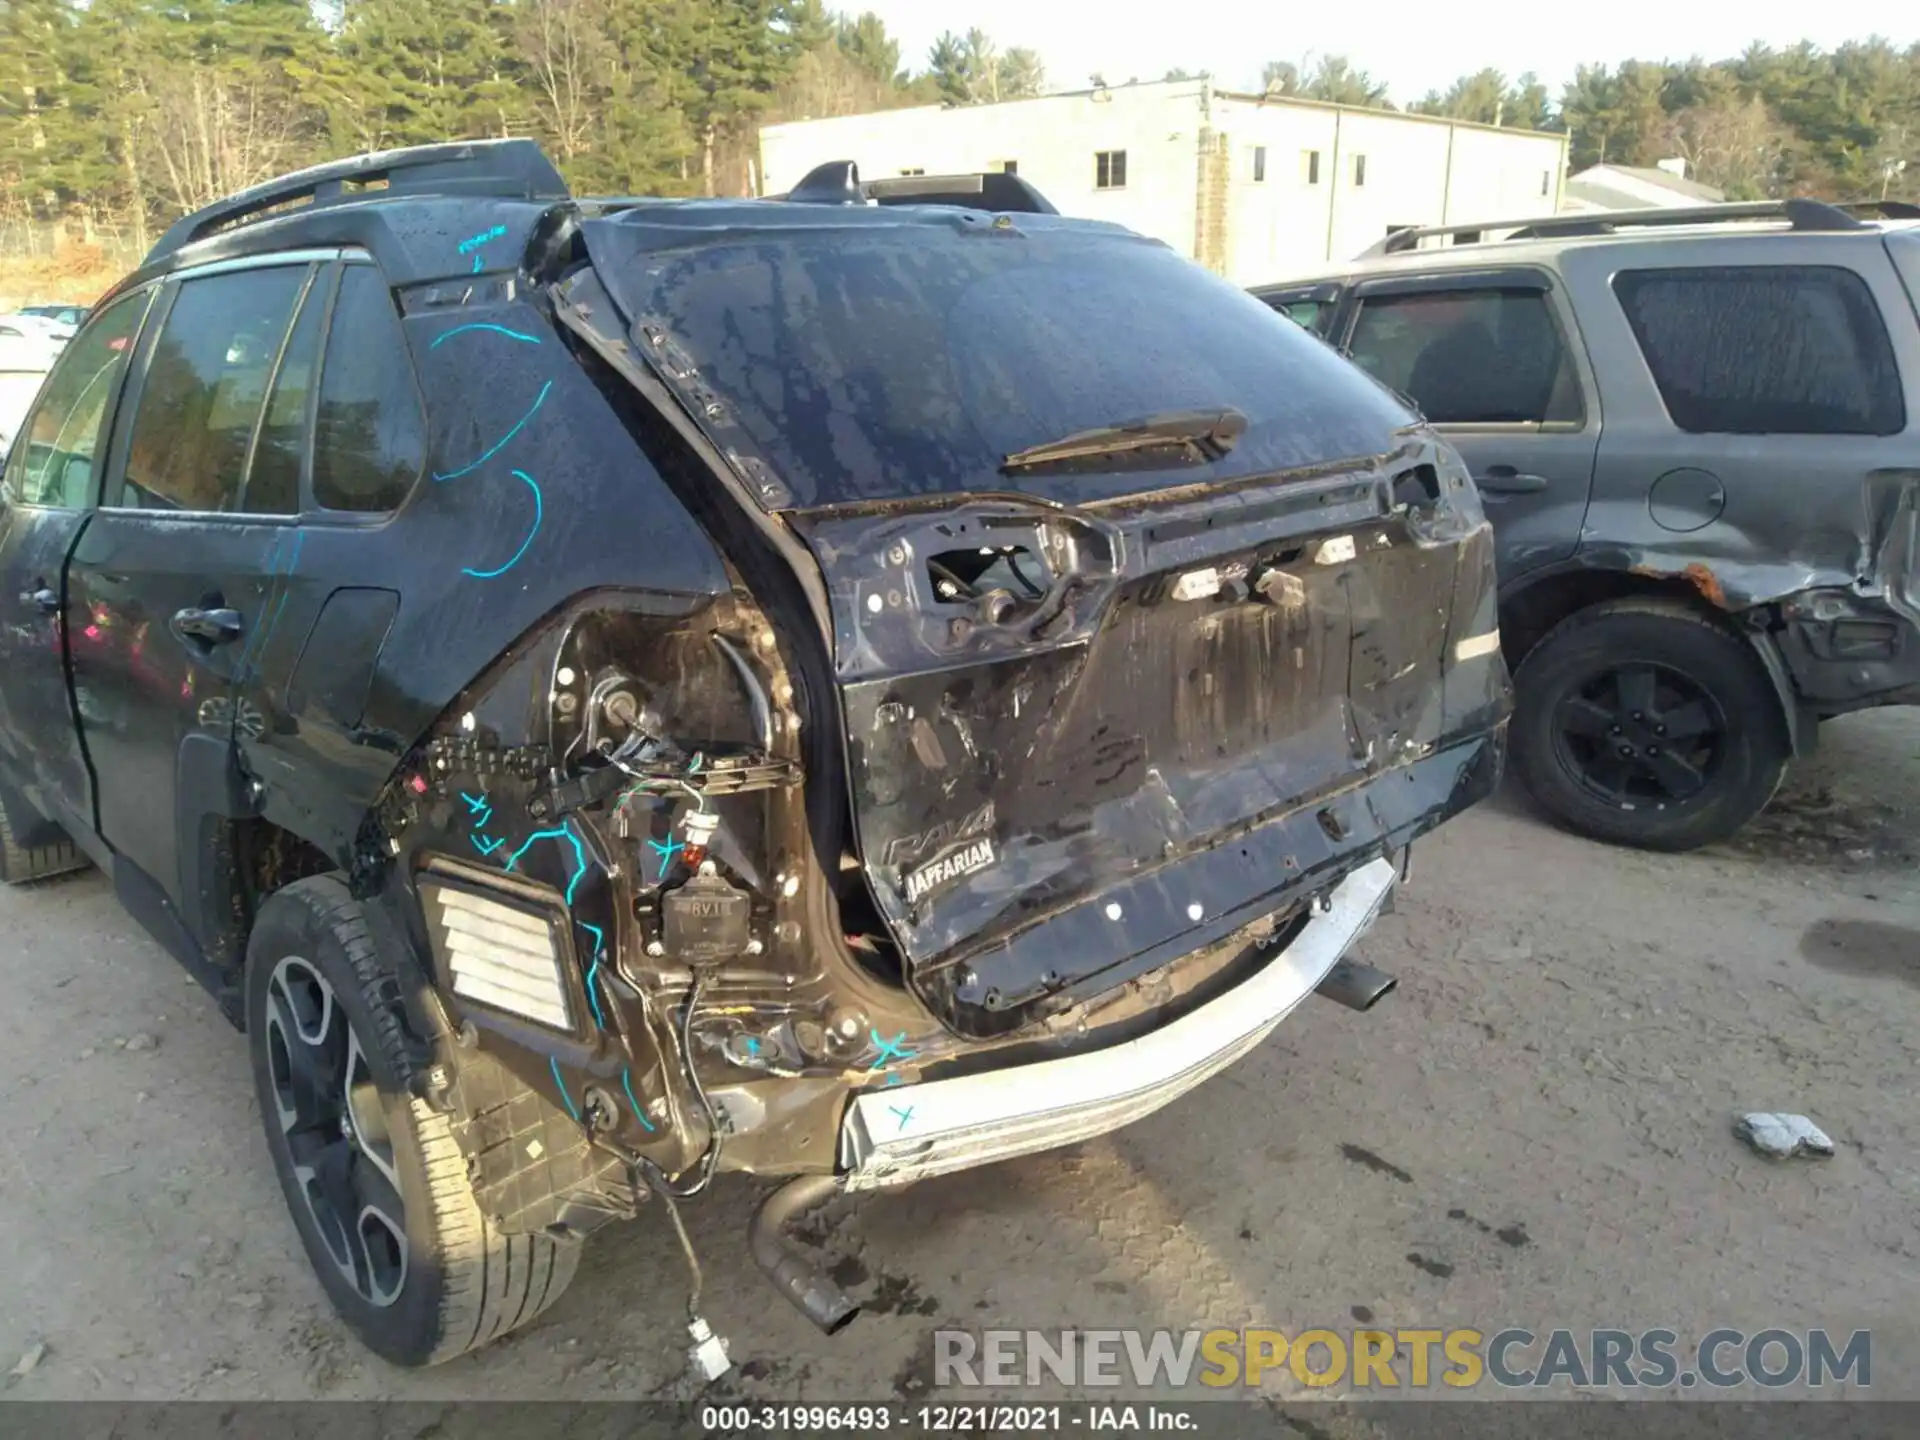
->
[245, 876, 580, 1367]
[1510, 599, 1789, 851]
[0, 787, 89, 884]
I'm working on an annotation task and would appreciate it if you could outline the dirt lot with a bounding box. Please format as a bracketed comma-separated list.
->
[2, 712, 1915, 1407]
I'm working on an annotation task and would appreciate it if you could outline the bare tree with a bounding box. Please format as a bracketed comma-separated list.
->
[140, 66, 306, 215]
[518, 0, 613, 164]
[1659, 96, 1792, 199]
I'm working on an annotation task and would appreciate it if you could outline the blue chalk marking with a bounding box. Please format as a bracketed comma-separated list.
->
[889, 1104, 915, 1132]
[456, 223, 508, 255]
[579, 921, 608, 1029]
[433, 379, 552, 482]
[234, 530, 285, 678]
[549, 1056, 580, 1123]
[469, 833, 505, 857]
[645, 833, 685, 882]
[249, 529, 305, 680]
[503, 820, 591, 905]
[620, 1068, 657, 1132]
[459, 790, 490, 815]
[470, 255, 483, 274]
[429, 322, 542, 350]
[884, 1073, 903, 1087]
[237, 528, 301, 682]
[744, 1036, 762, 1056]
[868, 1029, 914, 1069]
[461, 469, 543, 579]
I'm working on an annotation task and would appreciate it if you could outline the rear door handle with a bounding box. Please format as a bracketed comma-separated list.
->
[170, 607, 245, 646]
[21, 586, 58, 614]
[1476, 466, 1549, 495]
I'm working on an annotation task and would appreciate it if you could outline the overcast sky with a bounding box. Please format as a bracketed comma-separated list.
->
[857, 2, 1916, 105]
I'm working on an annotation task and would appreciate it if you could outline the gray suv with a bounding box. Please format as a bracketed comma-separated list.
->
[1256, 200, 1920, 850]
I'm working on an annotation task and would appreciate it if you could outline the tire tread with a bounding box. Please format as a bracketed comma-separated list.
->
[1511, 597, 1789, 851]
[0, 801, 89, 885]
[255, 877, 581, 1366]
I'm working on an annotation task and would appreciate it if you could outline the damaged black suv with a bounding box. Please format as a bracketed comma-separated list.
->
[0, 143, 1506, 1368]
[1256, 200, 1920, 850]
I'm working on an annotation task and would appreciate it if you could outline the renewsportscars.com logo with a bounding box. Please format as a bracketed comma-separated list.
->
[934, 1327, 1872, 1390]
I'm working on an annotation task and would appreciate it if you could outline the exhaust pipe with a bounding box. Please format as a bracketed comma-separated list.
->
[749, 1174, 861, 1335]
[1316, 959, 1397, 1012]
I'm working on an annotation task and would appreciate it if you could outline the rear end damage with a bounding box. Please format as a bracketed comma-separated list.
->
[364, 204, 1511, 1341]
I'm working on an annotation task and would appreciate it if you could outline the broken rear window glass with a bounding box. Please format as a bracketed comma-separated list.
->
[1613, 266, 1904, 437]
[586, 216, 1415, 508]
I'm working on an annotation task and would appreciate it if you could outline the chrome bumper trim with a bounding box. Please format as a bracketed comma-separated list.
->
[838, 857, 1397, 1189]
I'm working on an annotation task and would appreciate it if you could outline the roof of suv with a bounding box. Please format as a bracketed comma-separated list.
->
[106, 140, 1073, 305]
[1258, 198, 1920, 288]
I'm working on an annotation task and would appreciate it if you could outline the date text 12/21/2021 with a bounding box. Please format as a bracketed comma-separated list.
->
[700, 1404, 1199, 1432]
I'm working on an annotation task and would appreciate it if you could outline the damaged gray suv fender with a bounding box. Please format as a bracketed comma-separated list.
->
[1254, 202, 1920, 850]
[0, 143, 1508, 1370]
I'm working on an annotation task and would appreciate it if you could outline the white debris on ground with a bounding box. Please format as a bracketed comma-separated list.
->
[1735, 1112, 1836, 1159]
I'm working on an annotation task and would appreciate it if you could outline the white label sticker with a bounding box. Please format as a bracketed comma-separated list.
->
[1315, 535, 1358, 566]
[904, 838, 997, 904]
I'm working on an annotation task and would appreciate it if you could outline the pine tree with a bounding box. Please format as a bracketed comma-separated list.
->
[834, 11, 899, 87]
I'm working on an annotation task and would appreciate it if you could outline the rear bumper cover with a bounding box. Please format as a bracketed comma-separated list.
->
[837, 855, 1398, 1190]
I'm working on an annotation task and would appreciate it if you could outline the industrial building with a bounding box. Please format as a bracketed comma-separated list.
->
[759, 78, 1572, 284]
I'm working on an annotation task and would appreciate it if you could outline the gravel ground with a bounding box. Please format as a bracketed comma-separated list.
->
[1, 710, 1915, 1407]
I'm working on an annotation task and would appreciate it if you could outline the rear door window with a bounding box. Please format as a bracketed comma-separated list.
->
[119, 264, 311, 513]
[244, 270, 329, 516]
[4, 290, 150, 508]
[1612, 265, 1903, 435]
[311, 266, 426, 512]
[1346, 286, 1583, 425]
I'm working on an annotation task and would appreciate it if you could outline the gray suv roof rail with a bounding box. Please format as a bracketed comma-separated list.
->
[781, 160, 1059, 214]
[1363, 198, 1920, 258]
[145, 139, 570, 267]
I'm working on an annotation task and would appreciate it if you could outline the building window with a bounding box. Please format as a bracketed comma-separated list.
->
[1452, 230, 1482, 245]
[1353, 154, 1368, 187]
[1303, 149, 1321, 185]
[1095, 150, 1127, 189]
[1252, 146, 1267, 183]
[994, 160, 1018, 175]
[1540, 170, 1551, 197]
[899, 167, 925, 177]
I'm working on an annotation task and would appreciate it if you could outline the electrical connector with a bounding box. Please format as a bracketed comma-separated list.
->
[688, 1315, 732, 1380]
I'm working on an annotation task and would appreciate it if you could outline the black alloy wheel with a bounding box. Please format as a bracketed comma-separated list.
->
[1510, 599, 1790, 851]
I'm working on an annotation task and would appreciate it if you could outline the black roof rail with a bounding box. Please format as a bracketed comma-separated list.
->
[1363, 197, 1884, 258]
[145, 139, 569, 266]
[780, 159, 1059, 214]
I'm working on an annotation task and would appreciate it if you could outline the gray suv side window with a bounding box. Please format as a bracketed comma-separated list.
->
[1612, 265, 1904, 436]
[1347, 288, 1581, 426]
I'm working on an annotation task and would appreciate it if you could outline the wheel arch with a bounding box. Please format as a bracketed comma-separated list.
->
[1500, 560, 1812, 757]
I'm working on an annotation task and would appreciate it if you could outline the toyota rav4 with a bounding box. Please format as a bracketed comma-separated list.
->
[0, 142, 1507, 1368]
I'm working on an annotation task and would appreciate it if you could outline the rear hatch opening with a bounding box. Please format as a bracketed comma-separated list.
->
[559, 201, 1506, 1037]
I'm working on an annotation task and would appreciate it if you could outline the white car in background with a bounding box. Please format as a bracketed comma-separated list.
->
[2, 311, 76, 346]
[18, 303, 87, 332]
[0, 319, 62, 462]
